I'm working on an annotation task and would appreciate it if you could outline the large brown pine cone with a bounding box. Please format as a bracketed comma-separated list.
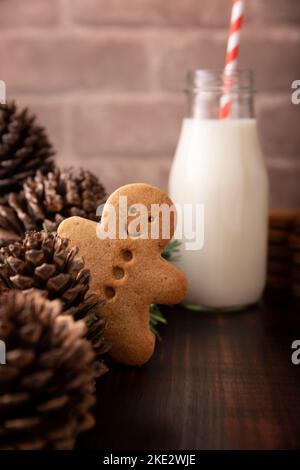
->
[0, 101, 54, 198]
[0, 231, 109, 360]
[0, 290, 98, 449]
[0, 227, 20, 250]
[0, 167, 106, 238]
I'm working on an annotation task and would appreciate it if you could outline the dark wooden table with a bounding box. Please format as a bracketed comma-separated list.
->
[77, 293, 300, 450]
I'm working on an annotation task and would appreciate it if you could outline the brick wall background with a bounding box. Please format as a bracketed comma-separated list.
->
[1, 0, 300, 207]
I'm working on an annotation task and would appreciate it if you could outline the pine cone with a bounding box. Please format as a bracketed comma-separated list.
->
[0, 228, 20, 250]
[0, 290, 98, 449]
[0, 231, 109, 360]
[0, 167, 106, 237]
[0, 101, 54, 198]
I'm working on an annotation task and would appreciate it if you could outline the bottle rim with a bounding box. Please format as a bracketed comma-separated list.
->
[186, 69, 255, 94]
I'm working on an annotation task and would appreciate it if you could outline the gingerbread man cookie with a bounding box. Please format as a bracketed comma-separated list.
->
[58, 183, 187, 366]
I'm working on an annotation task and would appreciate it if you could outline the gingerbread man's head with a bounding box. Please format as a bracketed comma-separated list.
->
[100, 183, 176, 249]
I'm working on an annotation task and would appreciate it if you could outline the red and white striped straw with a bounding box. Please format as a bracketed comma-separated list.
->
[219, 0, 245, 119]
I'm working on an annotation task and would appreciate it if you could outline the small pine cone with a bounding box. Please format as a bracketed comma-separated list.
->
[0, 101, 54, 199]
[0, 228, 20, 250]
[0, 167, 106, 238]
[0, 280, 9, 296]
[0, 290, 98, 450]
[0, 231, 109, 362]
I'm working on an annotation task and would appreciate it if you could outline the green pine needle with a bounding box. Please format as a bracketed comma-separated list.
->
[86, 313, 99, 328]
[149, 240, 182, 341]
[161, 239, 181, 262]
[149, 304, 167, 342]
[183, 304, 209, 312]
[42, 222, 49, 233]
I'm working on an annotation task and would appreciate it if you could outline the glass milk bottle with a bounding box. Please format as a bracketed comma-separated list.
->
[169, 70, 269, 309]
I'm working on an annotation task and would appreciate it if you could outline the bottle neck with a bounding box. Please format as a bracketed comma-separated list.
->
[186, 69, 255, 120]
[187, 91, 254, 119]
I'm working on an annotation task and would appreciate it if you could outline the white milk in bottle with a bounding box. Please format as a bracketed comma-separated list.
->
[169, 70, 268, 309]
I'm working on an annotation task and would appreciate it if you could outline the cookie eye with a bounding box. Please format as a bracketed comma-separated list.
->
[148, 215, 154, 223]
[113, 266, 125, 279]
[129, 206, 137, 215]
[121, 249, 133, 261]
[105, 286, 116, 299]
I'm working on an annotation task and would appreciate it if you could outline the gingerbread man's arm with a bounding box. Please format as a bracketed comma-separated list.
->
[150, 258, 188, 305]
